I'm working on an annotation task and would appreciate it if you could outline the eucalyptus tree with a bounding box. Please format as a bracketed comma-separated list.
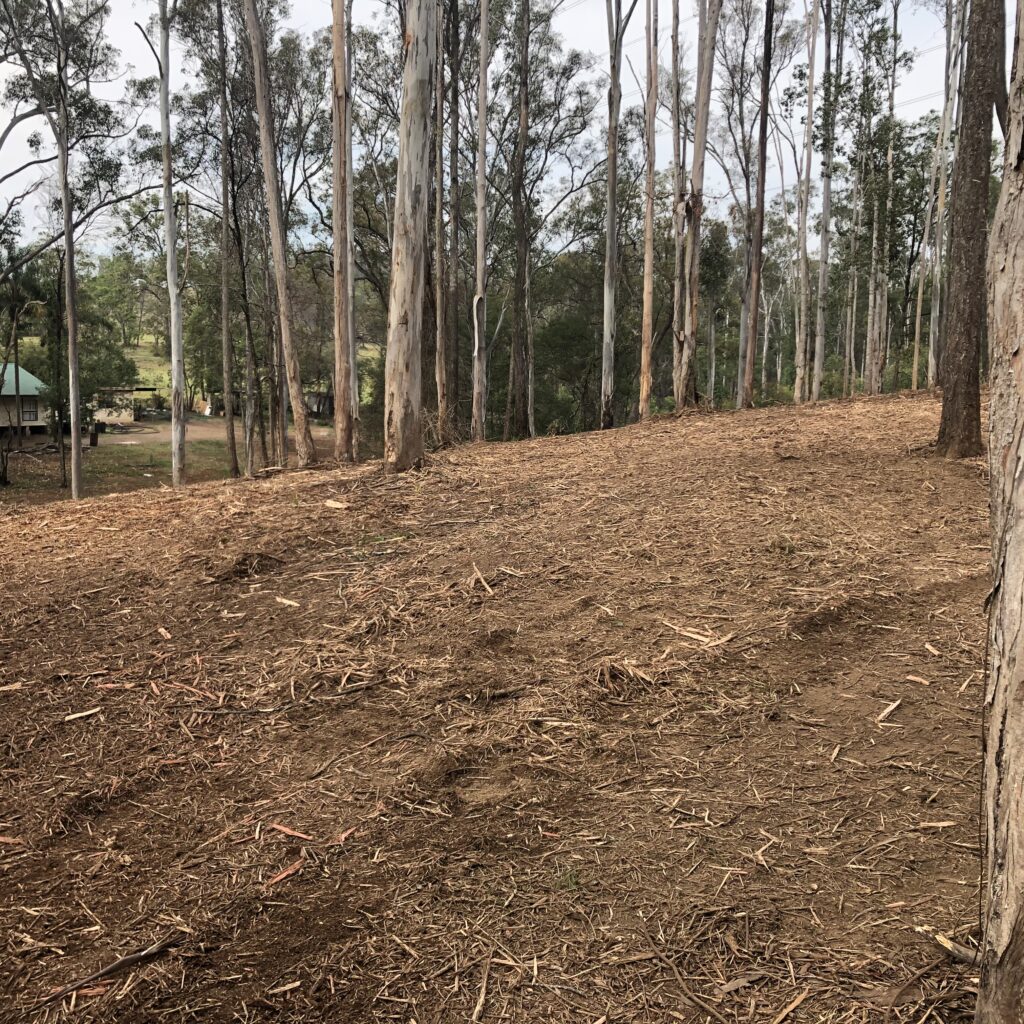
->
[811, 0, 849, 401]
[670, 0, 689, 403]
[383, 0, 435, 471]
[332, 0, 357, 462]
[600, 0, 640, 428]
[740, 0, 775, 408]
[677, 0, 724, 406]
[242, 0, 317, 467]
[793, 0, 819, 403]
[138, 0, 188, 486]
[935, 0, 996, 456]
[472, 0, 490, 440]
[0, 0, 127, 497]
[508, 0, 532, 438]
[637, 0, 657, 420]
[979, 4, 1024, 1014]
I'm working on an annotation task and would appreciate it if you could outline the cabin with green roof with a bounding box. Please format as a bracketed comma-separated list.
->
[1, 364, 50, 435]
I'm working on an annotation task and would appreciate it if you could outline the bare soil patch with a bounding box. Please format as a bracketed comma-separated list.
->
[0, 393, 989, 1022]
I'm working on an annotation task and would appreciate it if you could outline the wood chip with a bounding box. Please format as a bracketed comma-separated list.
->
[267, 980, 301, 995]
[64, 707, 101, 723]
[875, 699, 902, 724]
[267, 822, 315, 842]
[266, 857, 304, 887]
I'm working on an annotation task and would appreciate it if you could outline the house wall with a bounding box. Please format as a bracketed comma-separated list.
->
[0, 395, 49, 433]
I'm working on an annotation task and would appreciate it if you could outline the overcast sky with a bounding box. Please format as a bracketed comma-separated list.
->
[1, 0, 955, 244]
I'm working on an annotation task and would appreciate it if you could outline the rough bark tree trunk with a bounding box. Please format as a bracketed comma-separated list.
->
[979, 7, 1024, 1014]
[935, 0, 995, 458]
[383, 0, 435, 472]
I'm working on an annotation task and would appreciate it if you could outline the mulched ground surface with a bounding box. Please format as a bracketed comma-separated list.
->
[0, 393, 990, 1022]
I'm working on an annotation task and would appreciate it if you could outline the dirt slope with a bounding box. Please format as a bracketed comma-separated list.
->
[0, 394, 989, 1022]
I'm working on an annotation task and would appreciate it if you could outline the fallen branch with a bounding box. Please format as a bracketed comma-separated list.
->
[38, 934, 178, 1005]
[913, 925, 979, 965]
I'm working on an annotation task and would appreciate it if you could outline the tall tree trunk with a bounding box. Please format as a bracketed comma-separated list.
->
[760, 291, 771, 388]
[812, 0, 847, 401]
[243, 0, 317, 468]
[601, 0, 638, 427]
[157, 0, 186, 487]
[935, 0, 995, 458]
[526, 252, 535, 435]
[671, 0, 689, 407]
[794, 0, 819, 405]
[864, 197, 880, 392]
[346, 0, 359, 456]
[741, 0, 775, 409]
[384, 0, 435, 472]
[509, 0, 530, 438]
[51, 7, 83, 499]
[844, 269, 857, 396]
[638, 0, 657, 420]
[870, 0, 900, 396]
[332, 0, 356, 461]
[679, 0, 724, 404]
[216, 0, 239, 477]
[471, 0, 489, 441]
[911, 242, 929, 391]
[433, 0, 450, 444]
[929, 0, 962, 389]
[911, 113, 946, 391]
[447, 0, 462, 430]
[979, 7, 1024, 1013]
[707, 312, 716, 407]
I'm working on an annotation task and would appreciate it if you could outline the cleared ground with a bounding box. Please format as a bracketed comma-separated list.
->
[0, 393, 988, 1022]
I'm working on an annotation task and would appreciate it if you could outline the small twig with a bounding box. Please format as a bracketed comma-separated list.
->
[38, 934, 178, 1005]
[472, 563, 494, 595]
[471, 944, 495, 1022]
[887, 956, 943, 1008]
[640, 920, 729, 1024]
[770, 987, 810, 1024]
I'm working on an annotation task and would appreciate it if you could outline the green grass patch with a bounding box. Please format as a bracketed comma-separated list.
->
[2, 438, 234, 504]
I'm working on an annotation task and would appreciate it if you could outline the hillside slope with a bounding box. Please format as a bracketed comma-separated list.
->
[0, 394, 989, 1022]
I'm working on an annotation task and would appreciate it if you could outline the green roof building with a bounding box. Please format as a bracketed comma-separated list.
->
[1, 364, 50, 433]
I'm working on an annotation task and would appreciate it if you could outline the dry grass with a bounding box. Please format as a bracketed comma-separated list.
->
[0, 392, 989, 1022]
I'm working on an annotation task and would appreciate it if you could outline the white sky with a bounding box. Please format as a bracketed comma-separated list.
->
[0, 0, 956, 245]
